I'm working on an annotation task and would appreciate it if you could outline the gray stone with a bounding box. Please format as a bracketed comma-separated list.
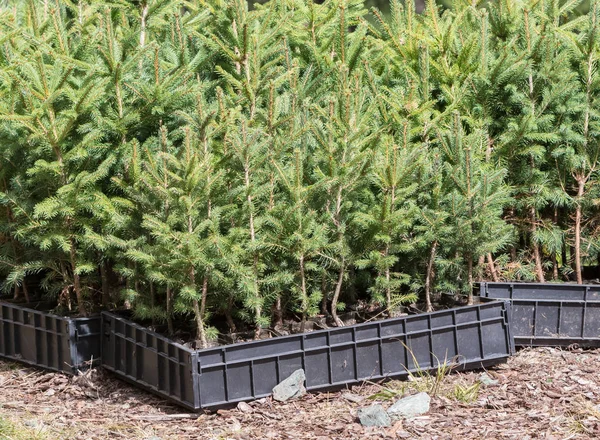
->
[23, 419, 42, 429]
[478, 372, 499, 387]
[358, 404, 391, 427]
[387, 392, 431, 420]
[237, 401, 253, 413]
[272, 369, 306, 402]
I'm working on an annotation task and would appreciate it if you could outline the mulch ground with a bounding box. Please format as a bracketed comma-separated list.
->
[0, 347, 599, 439]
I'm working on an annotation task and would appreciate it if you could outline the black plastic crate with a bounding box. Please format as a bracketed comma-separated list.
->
[101, 301, 514, 411]
[0, 301, 101, 374]
[479, 282, 600, 347]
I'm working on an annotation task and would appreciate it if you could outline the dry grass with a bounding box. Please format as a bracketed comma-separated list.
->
[0, 416, 51, 440]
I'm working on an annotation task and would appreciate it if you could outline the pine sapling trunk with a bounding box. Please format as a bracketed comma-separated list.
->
[331, 187, 345, 327]
[272, 296, 283, 329]
[320, 273, 328, 315]
[225, 295, 237, 334]
[69, 237, 87, 316]
[60, 261, 72, 311]
[384, 248, 392, 316]
[200, 275, 208, 338]
[22, 281, 29, 303]
[100, 259, 110, 308]
[244, 157, 262, 339]
[384, 184, 396, 315]
[424, 240, 437, 313]
[252, 254, 262, 339]
[574, 178, 585, 284]
[331, 259, 345, 327]
[510, 208, 518, 262]
[487, 253, 499, 282]
[465, 144, 475, 305]
[530, 207, 545, 282]
[299, 254, 308, 332]
[166, 286, 174, 335]
[192, 296, 207, 348]
[190, 268, 207, 348]
[478, 255, 485, 281]
[192, 299, 207, 348]
[188, 215, 207, 348]
[553, 208, 559, 280]
[150, 282, 156, 326]
[467, 253, 474, 305]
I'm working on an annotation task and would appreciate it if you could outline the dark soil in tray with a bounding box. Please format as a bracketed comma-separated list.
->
[112, 293, 470, 349]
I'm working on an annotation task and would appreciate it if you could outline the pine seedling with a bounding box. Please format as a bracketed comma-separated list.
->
[438, 113, 512, 303]
[311, 65, 378, 326]
[225, 113, 274, 338]
[354, 129, 420, 315]
[552, 0, 600, 283]
[0, 2, 120, 314]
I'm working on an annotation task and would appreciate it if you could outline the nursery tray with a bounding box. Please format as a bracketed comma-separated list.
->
[0, 301, 101, 374]
[101, 301, 514, 411]
[479, 282, 600, 347]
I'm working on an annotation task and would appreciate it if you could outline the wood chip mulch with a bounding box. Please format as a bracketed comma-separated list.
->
[0, 347, 599, 439]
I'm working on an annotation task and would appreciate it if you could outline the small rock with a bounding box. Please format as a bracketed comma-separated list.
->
[387, 392, 430, 420]
[358, 404, 391, 427]
[342, 392, 365, 403]
[43, 388, 56, 396]
[237, 401, 253, 413]
[23, 419, 43, 429]
[272, 369, 306, 402]
[478, 373, 499, 387]
[144, 437, 162, 440]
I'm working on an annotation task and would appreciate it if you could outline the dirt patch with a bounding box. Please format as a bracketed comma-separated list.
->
[0, 347, 599, 439]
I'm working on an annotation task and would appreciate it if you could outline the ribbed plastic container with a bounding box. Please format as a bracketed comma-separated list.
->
[479, 282, 600, 347]
[101, 300, 514, 410]
[0, 301, 101, 374]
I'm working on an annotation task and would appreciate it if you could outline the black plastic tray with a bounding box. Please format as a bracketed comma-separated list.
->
[101, 301, 514, 410]
[0, 301, 101, 374]
[479, 282, 600, 347]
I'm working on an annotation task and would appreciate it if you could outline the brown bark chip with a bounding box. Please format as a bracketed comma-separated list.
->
[0, 347, 599, 439]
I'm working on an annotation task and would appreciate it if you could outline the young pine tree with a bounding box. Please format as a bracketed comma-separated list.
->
[311, 65, 378, 326]
[354, 130, 419, 315]
[438, 113, 513, 304]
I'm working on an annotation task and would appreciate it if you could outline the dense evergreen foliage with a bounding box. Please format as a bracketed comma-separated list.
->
[2, 0, 600, 345]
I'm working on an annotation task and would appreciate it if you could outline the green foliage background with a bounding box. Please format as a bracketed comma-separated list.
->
[1, 0, 600, 345]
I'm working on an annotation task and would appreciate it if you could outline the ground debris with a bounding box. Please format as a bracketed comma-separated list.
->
[0, 347, 599, 439]
[341, 392, 365, 403]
